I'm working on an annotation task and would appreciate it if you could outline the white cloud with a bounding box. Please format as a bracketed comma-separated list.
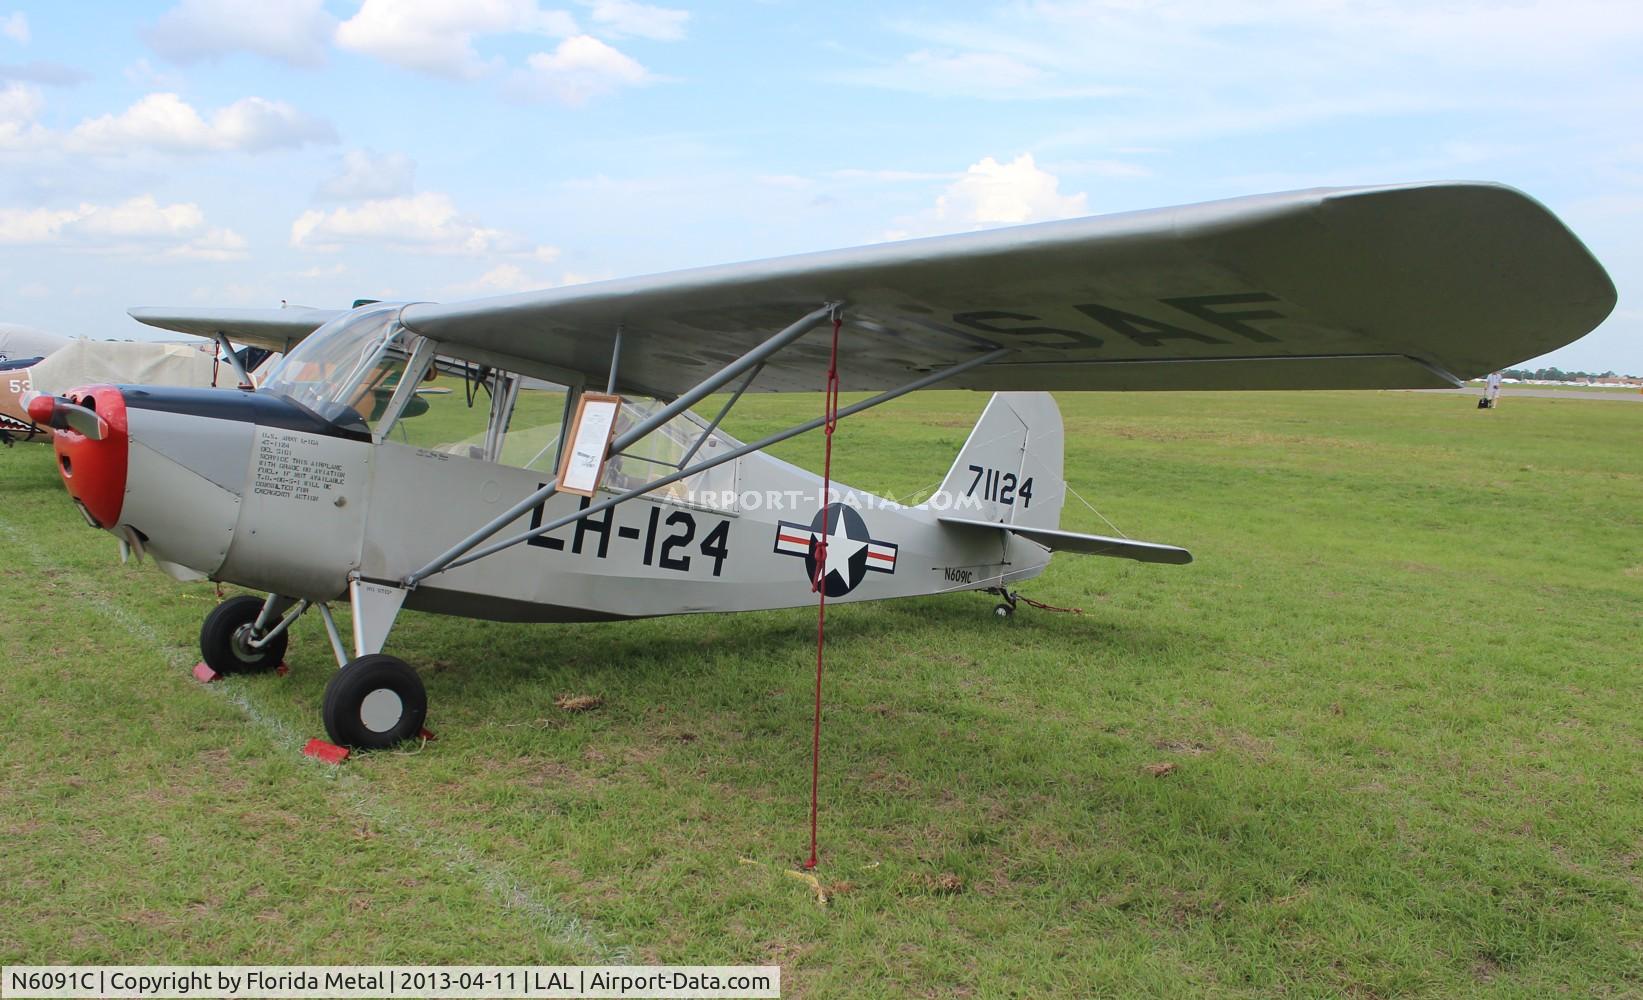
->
[2, 12, 28, 45]
[0, 204, 78, 242]
[587, 0, 687, 41]
[316, 148, 417, 201]
[0, 194, 245, 258]
[145, 0, 336, 67]
[170, 226, 249, 260]
[290, 191, 553, 257]
[938, 154, 1086, 224]
[885, 153, 1087, 240]
[67, 92, 336, 154]
[516, 34, 649, 105]
[0, 78, 40, 121]
[76, 194, 204, 237]
[448, 263, 549, 296]
[336, 0, 577, 78]
[0, 80, 44, 147]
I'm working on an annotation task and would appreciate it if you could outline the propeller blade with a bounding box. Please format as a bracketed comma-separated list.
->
[58, 402, 106, 440]
[24, 392, 106, 439]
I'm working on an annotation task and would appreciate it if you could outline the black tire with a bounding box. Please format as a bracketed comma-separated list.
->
[322, 654, 427, 750]
[200, 595, 288, 674]
[994, 603, 1014, 619]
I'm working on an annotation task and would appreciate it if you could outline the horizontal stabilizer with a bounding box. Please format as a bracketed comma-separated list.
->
[940, 516, 1192, 565]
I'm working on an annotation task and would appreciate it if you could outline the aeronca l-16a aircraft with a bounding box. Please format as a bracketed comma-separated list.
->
[28, 182, 1615, 751]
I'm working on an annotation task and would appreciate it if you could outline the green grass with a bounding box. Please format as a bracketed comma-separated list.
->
[3, 389, 1641, 997]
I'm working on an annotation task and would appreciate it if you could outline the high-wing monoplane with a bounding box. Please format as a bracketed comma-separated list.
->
[29, 182, 1615, 751]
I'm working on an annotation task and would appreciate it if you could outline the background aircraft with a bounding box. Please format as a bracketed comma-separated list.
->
[1, 324, 280, 445]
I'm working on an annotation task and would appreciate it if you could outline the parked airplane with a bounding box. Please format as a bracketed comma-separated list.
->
[0, 323, 70, 443]
[28, 182, 1615, 750]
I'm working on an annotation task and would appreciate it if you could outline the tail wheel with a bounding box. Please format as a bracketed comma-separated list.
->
[322, 654, 427, 750]
[200, 595, 287, 674]
[994, 603, 1014, 619]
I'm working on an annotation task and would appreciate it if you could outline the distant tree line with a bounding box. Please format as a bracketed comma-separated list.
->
[1501, 367, 1637, 381]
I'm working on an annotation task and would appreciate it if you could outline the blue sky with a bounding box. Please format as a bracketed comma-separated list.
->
[1, 0, 1638, 372]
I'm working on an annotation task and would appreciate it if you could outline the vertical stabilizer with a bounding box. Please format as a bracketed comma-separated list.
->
[936, 392, 1063, 530]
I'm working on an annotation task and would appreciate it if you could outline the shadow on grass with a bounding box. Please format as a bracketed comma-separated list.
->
[395, 587, 1187, 677]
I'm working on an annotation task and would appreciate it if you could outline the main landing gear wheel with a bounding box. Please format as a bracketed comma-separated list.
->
[322, 654, 427, 751]
[200, 595, 288, 674]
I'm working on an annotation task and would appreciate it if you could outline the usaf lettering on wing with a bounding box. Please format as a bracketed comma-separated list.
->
[952, 292, 1288, 351]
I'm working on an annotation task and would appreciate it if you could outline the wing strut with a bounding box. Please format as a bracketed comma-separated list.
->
[403, 302, 839, 586]
[676, 363, 760, 470]
[215, 332, 255, 389]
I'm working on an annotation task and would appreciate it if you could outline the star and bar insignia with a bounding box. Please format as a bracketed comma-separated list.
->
[774, 502, 897, 597]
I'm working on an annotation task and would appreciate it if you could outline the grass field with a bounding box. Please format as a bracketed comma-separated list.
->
[2, 389, 1641, 998]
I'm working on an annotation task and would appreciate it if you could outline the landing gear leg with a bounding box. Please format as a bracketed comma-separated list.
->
[200, 594, 295, 673]
[986, 586, 1018, 620]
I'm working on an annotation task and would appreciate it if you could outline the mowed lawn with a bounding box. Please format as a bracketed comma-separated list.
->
[2, 389, 1640, 998]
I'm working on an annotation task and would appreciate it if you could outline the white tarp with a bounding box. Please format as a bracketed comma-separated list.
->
[26, 339, 219, 394]
[0, 323, 70, 363]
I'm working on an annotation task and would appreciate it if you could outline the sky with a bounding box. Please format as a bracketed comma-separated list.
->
[0, 0, 1638, 372]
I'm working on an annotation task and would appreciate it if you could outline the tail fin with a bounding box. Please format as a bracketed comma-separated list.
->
[936, 392, 1063, 530]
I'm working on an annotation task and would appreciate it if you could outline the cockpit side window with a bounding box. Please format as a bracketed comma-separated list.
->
[497, 378, 571, 472]
[371, 350, 574, 466]
[606, 395, 739, 511]
[381, 358, 500, 459]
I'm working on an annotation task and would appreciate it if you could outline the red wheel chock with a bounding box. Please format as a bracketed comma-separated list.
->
[194, 662, 288, 682]
[419, 727, 437, 742]
[302, 739, 350, 765]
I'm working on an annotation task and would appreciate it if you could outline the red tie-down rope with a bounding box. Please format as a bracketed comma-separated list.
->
[804, 309, 843, 870]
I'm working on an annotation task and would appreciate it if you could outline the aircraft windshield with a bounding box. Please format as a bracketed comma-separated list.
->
[261, 303, 408, 425]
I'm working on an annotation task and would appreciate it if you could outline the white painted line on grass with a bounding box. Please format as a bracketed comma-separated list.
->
[0, 517, 624, 963]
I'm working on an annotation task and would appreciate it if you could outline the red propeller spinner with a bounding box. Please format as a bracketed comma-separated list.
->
[41, 385, 129, 530]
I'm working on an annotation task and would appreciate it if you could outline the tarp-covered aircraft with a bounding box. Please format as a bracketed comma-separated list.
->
[28, 182, 1616, 750]
[3, 331, 277, 445]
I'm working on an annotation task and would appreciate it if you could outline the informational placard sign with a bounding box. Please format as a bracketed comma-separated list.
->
[556, 392, 622, 497]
